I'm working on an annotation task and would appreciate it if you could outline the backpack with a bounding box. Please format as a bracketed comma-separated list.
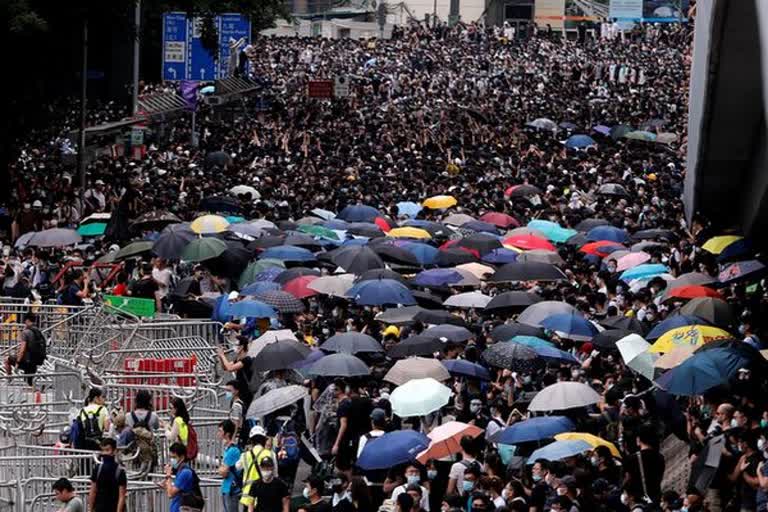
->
[25, 327, 46, 365]
[460, 458, 482, 474]
[276, 419, 300, 464]
[76, 406, 104, 449]
[179, 466, 206, 510]
[131, 412, 158, 470]
[602, 411, 620, 444]
[95, 462, 125, 486]
[185, 423, 199, 461]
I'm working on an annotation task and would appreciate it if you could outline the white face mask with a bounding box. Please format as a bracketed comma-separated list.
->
[261, 470, 273, 480]
[556, 488, 568, 496]
[620, 493, 629, 505]
[731, 418, 739, 428]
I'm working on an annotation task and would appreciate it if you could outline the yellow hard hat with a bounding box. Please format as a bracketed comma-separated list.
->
[383, 325, 400, 338]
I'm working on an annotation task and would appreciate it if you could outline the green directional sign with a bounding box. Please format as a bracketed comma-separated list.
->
[104, 294, 156, 318]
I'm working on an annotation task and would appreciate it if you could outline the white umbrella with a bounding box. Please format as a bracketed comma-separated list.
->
[529, 382, 601, 412]
[307, 274, 356, 297]
[246, 384, 309, 418]
[230, 185, 261, 199]
[28, 228, 82, 248]
[390, 378, 452, 417]
[443, 292, 492, 309]
[452, 269, 481, 287]
[249, 219, 277, 230]
[616, 334, 658, 381]
[311, 208, 336, 221]
[248, 329, 298, 358]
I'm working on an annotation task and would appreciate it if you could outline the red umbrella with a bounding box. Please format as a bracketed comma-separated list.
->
[282, 275, 319, 299]
[479, 212, 520, 228]
[503, 234, 556, 252]
[440, 239, 460, 250]
[579, 241, 625, 257]
[666, 285, 723, 300]
[374, 217, 392, 232]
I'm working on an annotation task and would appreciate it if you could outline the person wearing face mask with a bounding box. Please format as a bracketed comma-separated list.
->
[620, 486, 648, 512]
[623, 424, 665, 507]
[247, 457, 290, 512]
[591, 446, 620, 486]
[392, 464, 431, 511]
[529, 460, 554, 512]
[447, 436, 481, 496]
[160, 442, 200, 512]
[217, 419, 242, 512]
[302, 476, 332, 512]
[727, 429, 761, 512]
[330, 473, 352, 511]
[218, 336, 256, 412]
[555, 476, 581, 512]
[460, 467, 481, 508]
[88, 438, 127, 512]
[223, 380, 245, 443]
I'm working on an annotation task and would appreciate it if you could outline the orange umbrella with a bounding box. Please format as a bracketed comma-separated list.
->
[579, 241, 625, 257]
[666, 285, 722, 300]
[416, 421, 484, 463]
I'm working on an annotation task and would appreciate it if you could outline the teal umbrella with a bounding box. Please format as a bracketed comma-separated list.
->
[624, 130, 657, 142]
[225, 215, 246, 224]
[510, 335, 555, 349]
[527, 220, 577, 244]
[181, 238, 227, 262]
[113, 240, 154, 261]
[77, 222, 107, 237]
[238, 259, 286, 288]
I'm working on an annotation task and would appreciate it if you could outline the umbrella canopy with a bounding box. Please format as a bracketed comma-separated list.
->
[491, 323, 548, 342]
[443, 292, 492, 309]
[388, 335, 444, 358]
[554, 433, 621, 457]
[414, 310, 467, 327]
[28, 228, 82, 247]
[307, 274, 356, 297]
[490, 416, 574, 444]
[489, 262, 567, 283]
[384, 357, 451, 386]
[620, 263, 670, 282]
[347, 279, 416, 306]
[282, 276, 319, 299]
[131, 210, 182, 231]
[241, 281, 282, 295]
[647, 314, 707, 341]
[77, 222, 107, 237]
[528, 439, 592, 463]
[719, 260, 767, 284]
[373, 244, 421, 266]
[519, 301, 577, 327]
[528, 382, 602, 412]
[702, 235, 742, 255]
[597, 183, 629, 196]
[482, 248, 520, 264]
[482, 342, 539, 370]
[616, 334, 658, 380]
[442, 359, 492, 380]
[251, 339, 311, 371]
[388, 227, 433, 240]
[443, 213, 476, 226]
[480, 212, 519, 228]
[654, 345, 697, 370]
[669, 271, 717, 288]
[259, 245, 316, 262]
[565, 134, 596, 149]
[624, 130, 657, 142]
[356, 269, 407, 284]
[375, 306, 426, 325]
[540, 312, 599, 341]
[321, 332, 383, 354]
[190, 214, 229, 234]
[398, 242, 439, 265]
[249, 290, 304, 313]
[680, 297, 736, 327]
[423, 195, 458, 210]
[503, 234, 556, 252]
[575, 218, 612, 232]
[331, 246, 384, 274]
[455, 263, 495, 280]
[422, 324, 474, 342]
[357, 430, 430, 470]
[511, 335, 555, 349]
[666, 285, 722, 301]
[591, 329, 634, 349]
[516, 250, 565, 266]
[181, 237, 227, 262]
[337, 204, 381, 223]
[600, 315, 647, 335]
[655, 347, 751, 396]
[580, 241, 626, 257]
[391, 378, 452, 417]
[227, 299, 277, 318]
[587, 225, 630, 243]
[112, 240, 154, 261]
[238, 259, 284, 287]
[396, 202, 422, 218]
[485, 291, 543, 313]
[527, 118, 558, 131]
[309, 353, 370, 377]
[413, 268, 464, 288]
[246, 385, 308, 418]
[416, 421, 484, 464]
[616, 252, 651, 272]
[648, 325, 732, 353]
[532, 345, 580, 365]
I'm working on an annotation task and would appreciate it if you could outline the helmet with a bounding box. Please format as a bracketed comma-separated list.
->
[249, 425, 266, 439]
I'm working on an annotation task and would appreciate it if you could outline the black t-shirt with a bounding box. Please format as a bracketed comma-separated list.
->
[624, 449, 666, 503]
[338, 396, 373, 445]
[130, 277, 159, 299]
[89, 458, 127, 512]
[306, 500, 333, 512]
[249, 477, 289, 511]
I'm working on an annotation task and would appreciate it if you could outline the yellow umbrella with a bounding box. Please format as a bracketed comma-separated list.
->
[554, 432, 621, 458]
[501, 245, 525, 252]
[653, 345, 697, 369]
[190, 214, 230, 234]
[648, 325, 731, 353]
[702, 235, 742, 255]
[422, 195, 458, 209]
[387, 227, 432, 240]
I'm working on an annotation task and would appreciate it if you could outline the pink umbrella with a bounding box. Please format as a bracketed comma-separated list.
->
[416, 421, 484, 463]
[616, 251, 651, 272]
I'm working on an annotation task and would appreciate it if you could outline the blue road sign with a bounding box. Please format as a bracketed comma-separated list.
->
[162, 12, 251, 82]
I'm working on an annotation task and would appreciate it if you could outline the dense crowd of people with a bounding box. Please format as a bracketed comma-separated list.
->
[4, 15, 768, 512]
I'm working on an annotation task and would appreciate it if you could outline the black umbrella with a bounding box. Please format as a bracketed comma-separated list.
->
[485, 291, 543, 312]
[507, 184, 542, 198]
[597, 183, 629, 197]
[375, 306, 426, 325]
[204, 243, 252, 278]
[152, 224, 195, 259]
[680, 297, 735, 328]
[575, 218, 612, 232]
[356, 269, 408, 284]
[401, 221, 451, 238]
[565, 233, 590, 247]
[436, 248, 478, 267]
[423, 324, 473, 342]
[254, 290, 306, 313]
[489, 262, 567, 283]
[631, 229, 678, 243]
[387, 335, 444, 358]
[412, 290, 444, 309]
[373, 245, 421, 267]
[414, 310, 467, 327]
[456, 234, 503, 256]
[284, 233, 322, 250]
[200, 195, 241, 213]
[482, 342, 544, 371]
[591, 329, 633, 349]
[248, 235, 287, 250]
[130, 210, 182, 232]
[205, 150, 233, 168]
[331, 246, 385, 275]
[321, 332, 384, 354]
[251, 339, 311, 371]
[347, 223, 385, 238]
[308, 353, 370, 377]
[491, 323, 548, 342]
[274, 267, 321, 285]
[277, 220, 299, 231]
[599, 316, 647, 335]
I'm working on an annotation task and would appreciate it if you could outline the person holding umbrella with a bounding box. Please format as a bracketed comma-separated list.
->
[218, 336, 255, 413]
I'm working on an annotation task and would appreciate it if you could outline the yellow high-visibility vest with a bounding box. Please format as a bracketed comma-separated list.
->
[239, 446, 271, 506]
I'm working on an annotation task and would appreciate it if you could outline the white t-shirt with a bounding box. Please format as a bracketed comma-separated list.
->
[357, 429, 385, 458]
[152, 267, 173, 298]
[486, 417, 504, 441]
[392, 484, 430, 511]
[449, 457, 477, 496]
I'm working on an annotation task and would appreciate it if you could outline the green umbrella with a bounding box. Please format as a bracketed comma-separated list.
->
[297, 224, 339, 240]
[624, 130, 657, 142]
[113, 241, 154, 261]
[77, 222, 107, 237]
[225, 215, 246, 224]
[180, 238, 227, 262]
[238, 258, 286, 288]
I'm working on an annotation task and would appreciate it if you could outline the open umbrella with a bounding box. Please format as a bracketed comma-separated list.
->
[251, 339, 311, 371]
[423, 195, 457, 210]
[516, 250, 565, 266]
[680, 297, 735, 327]
[443, 213, 476, 226]
[226, 299, 277, 318]
[259, 245, 316, 262]
[600, 315, 647, 335]
[597, 183, 629, 196]
[181, 237, 227, 262]
[398, 242, 439, 265]
[357, 430, 430, 470]
[443, 292, 492, 309]
[616, 334, 658, 380]
[719, 260, 767, 284]
[532, 345, 580, 365]
[321, 332, 383, 354]
[528, 382, 602, 412]
[510, 335, 555, 349]
[647, 315, 706, 342]
[620, 264, 669, 282]
[77, 222, 107, 237]
[482, 342, 540, 371]
[518, 301, 577, 327]
[309, 353, 370, 377]
[413, 268, 464, 288]
[540, 312, 599, 341]
[554, 433, 621, 457]
[503, 234, 556, 252]
[490, 416, 574, 444]
[113, 240, 154, 261]
[528, 439, 592, 463]
[241, 281, 282, 295]
[665, 285, 722, 301]
[416, 421, 484, 464]
[702, 235, 743, 255]
[565, 134, 596, 149]
[423, 324, 474, 342]
[375, 306, 426, 325]
[649, 325, 732, 353]
[611, 125, 634, 140]
[455, 263, 495, 280]
[490, 262, 567, 283]
[616, 252, 651, 272]
[442, 359, 491, 380]
[331, 246, 384, 275]
[388, 335, 444, 358]
[246, 385, 308, 418]
[655, 347, 751, 396]
[391, 378, 452, 417]
[388, 227, 433, 240]
[274, 268, 322, 285]
[384, 357, 451, 386]
[654, 345, 697, 370]
[373, 244, 421, 266]
[347, 279, 416, 306]
[282, 275, 319, 299]
[480, 212, 519, 228]
[482, 248, 520, 264]
[485, 291, 543, 312]
[190, 214, 229, 234]
[526, 118, 558, 131]
[396, 202, 422, 218]
[130, 210, 182, 231]
[575, 218, 612, 232]
[254, 290, 305, 313]
[28, 228, 82, 247]
[591, 329, 634, 349]
[414, 310, 467, 327]
[587, 226, 630, 243]
[307, 274, 356, 297]
[337, 204, 380, 223]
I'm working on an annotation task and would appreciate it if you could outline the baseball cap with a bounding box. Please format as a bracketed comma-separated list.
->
[259, 457, 275, 468]
[371, 408, 387, 422]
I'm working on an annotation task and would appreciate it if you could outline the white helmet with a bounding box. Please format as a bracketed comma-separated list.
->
[249, 425, 266, 439]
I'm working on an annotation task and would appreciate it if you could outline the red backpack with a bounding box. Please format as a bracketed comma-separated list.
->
[186, 424, 199, 461]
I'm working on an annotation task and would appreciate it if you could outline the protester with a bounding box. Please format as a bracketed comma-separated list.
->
[52, 477, 85, 512]
[218, 419, 243, 512]
[247, 457, 291, 512]
[88, 439, 127, 512]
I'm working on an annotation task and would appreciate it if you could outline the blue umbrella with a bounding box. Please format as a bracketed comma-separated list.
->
[559, 121, 578, 130]
[490, 416, 574, 444]
[240, 281, 282, 295]
[413, 268, 464, 287]
[527, 220, 578, 244]
[510, 335, 555, 349]
[527, 439, 592, 463]
[442, 359, 491, 380]
[620, 263, 669, 281]
[253, 267, 284, 282]
[397, 202, 423, 218]
[322, 219, 350, 230]
[226, 299, 277, 318]
[400, 242, 439, 266]
[347, 279, 416, 306]
[462, 221, 500, 235]
[646, 314, 706, 341]
[337, 204, 381, 223]
[587, 225, 630, 243]
[655, 347, 751, 396]
[540, 312, 599, 341]
[532, 345, 580, 365]
[259, 245, 316, 262]
[593, 124, 611, 136]
[565, 134, 596, 149]
[341, 238, 368, 247]
[482, 248, 519, 264]
[357, 430, 430, 470]
[716, 239, 753, 262]
[718, 260, 766, 284]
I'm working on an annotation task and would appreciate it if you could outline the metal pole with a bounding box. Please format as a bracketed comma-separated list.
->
[78, 19, 88, 211]
[191, 109, 197, 147]
[433, 0, 437, 28]
[131, 0, 141, 115]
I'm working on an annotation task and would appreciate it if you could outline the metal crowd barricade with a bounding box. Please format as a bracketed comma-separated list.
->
[0, 445, 98, 483]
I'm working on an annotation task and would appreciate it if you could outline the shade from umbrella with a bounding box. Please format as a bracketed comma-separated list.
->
[528, 439, 592, 463]
[227, 299, 277, 318]
[490, 416, 574, 444]
[357, 430, 430, 470]
[251, 339, 311, 371]
[422, 324, 474, 342]
[540, 312, 599, 342]
[347, 279, 416, 306]
[443, 292, 492, 309]
[259, 245, 316, 262]
[616, 334, 658, 380]
[490, 262, 567, 283]
[653, 345, 697, 370]
[518, 301, 578, 327]
[190, 214, 229, 234]
[384, 357, 451, 386]
[180, 237, 227, 262]
[528, 382, 602, 412]
[321, 332, 383, 354]
[648, 325, 732, 353]
[554, 433, 621, 457]
[416, 421, 484, 464]
[282, 276, 319, 299]
[28, 228, 82, 247]
[414, 310, 467, 327]
[246, 385, 308, 418]
[387, 335, 444, 358]
[391, 378, 452, 417]
[485, 291, 543, 312]
[337, 204, 381, 223]
[253, 290, 305, 313]
[441, 359, 491, 380]
[655, 347, 751, 396]
[309, 353, 370, 377]
[307, 274, 356, 297]
[702, 235, 742, 254]
[680, 297, 735, 328]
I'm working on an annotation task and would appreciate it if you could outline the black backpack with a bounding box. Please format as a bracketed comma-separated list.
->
[77, 406, 104, 449]
[179, 466, 206, 510]
[25, 327, 46, 365]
